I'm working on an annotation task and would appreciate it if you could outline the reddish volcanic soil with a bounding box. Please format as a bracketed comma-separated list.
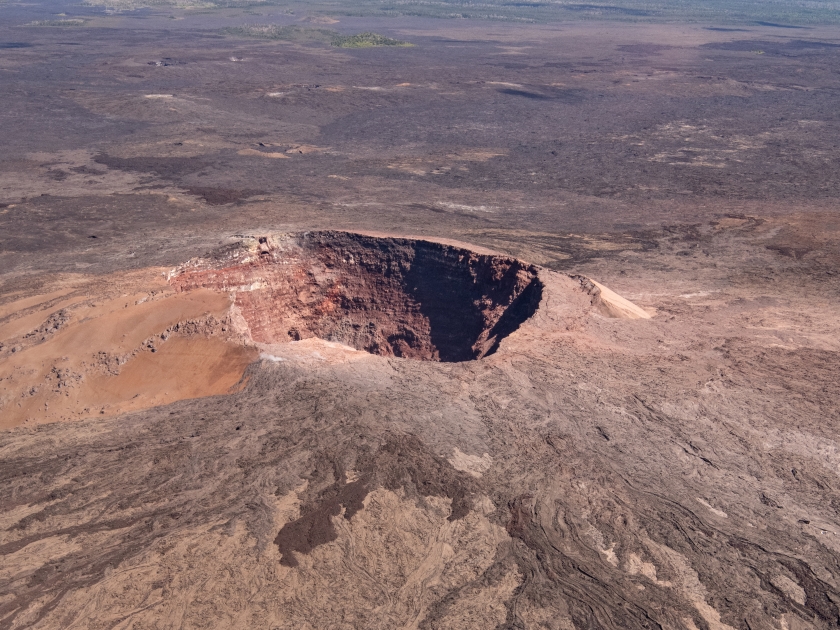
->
[0, 271, 257, 430]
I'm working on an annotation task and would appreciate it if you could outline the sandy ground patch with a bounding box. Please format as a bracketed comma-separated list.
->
[0, 271, 255, 429]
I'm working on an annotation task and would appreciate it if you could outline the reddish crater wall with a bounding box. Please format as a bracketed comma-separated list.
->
[171, 232, 542, 362]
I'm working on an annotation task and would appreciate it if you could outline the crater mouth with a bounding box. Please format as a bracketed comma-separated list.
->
[171, 231, 542, 362]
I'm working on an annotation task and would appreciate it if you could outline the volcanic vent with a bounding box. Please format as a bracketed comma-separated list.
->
[171, 232, 542, 362]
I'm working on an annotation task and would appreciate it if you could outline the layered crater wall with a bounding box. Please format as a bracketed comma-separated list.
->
[171, 232, 543, 362]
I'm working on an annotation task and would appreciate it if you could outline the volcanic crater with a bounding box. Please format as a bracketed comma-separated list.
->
[171, 231, 543, 362]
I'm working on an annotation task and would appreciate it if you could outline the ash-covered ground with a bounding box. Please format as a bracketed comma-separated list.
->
[1, 2, 840, 628]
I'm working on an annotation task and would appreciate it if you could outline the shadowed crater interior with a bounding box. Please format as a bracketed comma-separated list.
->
[171, 231, 542, 361]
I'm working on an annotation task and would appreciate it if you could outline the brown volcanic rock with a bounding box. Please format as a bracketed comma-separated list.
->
[171, 231, 543, 362]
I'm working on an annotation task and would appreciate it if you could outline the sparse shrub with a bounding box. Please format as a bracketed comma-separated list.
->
[331, 32, 412, 48]
[26, 18, 87, 27]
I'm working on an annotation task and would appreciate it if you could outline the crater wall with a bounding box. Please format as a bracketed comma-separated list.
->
[171, 232, 543, 362]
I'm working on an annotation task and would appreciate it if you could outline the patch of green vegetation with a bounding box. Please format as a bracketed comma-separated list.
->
[25, 18, 88, 27]
[331, 32, 412, 48]
[223, 23, 336, 42]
